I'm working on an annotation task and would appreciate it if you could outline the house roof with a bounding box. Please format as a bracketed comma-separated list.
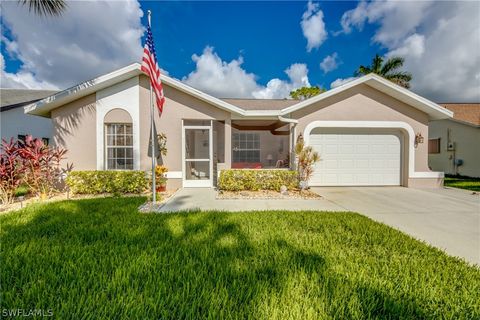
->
[221, 98, 299, 111]
[24, 63, 453, 121]
[279, 73, 453, 120]
[439, 103, 480, 126]
[0, 88, 58, 112]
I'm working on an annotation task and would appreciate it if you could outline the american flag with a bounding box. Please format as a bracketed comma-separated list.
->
[141, 24, 165, 115]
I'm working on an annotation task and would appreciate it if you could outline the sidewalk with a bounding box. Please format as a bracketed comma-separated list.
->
[157, 188, 344, 213]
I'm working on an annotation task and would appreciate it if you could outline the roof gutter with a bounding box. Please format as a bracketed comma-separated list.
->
[278, 115, 298, 124]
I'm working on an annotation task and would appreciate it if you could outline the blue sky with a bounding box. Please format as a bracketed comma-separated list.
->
[137, 1, 380, 89]
[1, 1, 479, 102]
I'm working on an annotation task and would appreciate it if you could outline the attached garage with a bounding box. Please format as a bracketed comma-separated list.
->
[308, 128, 402, 186]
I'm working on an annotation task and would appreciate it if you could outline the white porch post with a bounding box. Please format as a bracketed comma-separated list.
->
[224, 118, 232, 168]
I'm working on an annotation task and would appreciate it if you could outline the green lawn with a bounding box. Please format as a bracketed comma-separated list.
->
[444, 175, 480, 191]
[1, 198, 479, 319]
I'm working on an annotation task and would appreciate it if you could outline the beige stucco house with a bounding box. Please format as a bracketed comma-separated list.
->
[429, 103, 480, 177]
[24, 63, 453, 189]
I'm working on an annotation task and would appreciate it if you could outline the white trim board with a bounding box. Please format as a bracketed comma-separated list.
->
[96, 76, 141, 170]
[303, 121, 444, 180]
[165, 171, 182, 179]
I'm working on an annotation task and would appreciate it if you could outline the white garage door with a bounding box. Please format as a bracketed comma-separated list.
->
[309, 129, 402, 186]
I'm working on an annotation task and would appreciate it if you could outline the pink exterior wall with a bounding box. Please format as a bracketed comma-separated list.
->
[48, 76, 439, 188]
[51, 94, 97, 170]
[291, 84, 436, 187]
[139, 75, 231, 188]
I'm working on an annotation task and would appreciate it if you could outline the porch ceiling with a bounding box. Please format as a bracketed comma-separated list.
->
[232, 120, 290, 135]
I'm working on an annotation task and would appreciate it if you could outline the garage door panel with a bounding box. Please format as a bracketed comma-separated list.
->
[310, 131, 401, 186]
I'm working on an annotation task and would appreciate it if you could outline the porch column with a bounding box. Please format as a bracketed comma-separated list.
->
[224, 119, 232, 168]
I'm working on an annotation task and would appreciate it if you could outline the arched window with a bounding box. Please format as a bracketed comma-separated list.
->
[104, 108, 133, 170]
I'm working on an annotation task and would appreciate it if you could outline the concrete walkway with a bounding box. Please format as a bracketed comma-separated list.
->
[313, 187, 480, 265]
[157, 186, 479, 265]
[158, 188, 343, 212]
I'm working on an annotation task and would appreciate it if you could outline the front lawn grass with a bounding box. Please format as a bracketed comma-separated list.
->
[444, 175, 480, 191]
[1, 198, 479, 319]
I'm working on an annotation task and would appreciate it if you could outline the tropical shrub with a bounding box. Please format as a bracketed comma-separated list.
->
[1, 137, 69, 204]
[218, 169, 297, 192]
[295, 135, 320, 189]
[0, 139, 25, 204]
[66, 171, 148, 195]
[18, 136, 67, 198]
[155, 165, 168, 186]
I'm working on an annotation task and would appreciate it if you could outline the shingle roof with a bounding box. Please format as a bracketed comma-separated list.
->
[0, 88, 58, 111]
[220, 98, 299, 110]
[439, 103, 480, 126]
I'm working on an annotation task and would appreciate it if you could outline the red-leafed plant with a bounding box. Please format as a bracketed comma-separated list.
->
[18, 136, 68, 199]
[0, 138, 25, 204]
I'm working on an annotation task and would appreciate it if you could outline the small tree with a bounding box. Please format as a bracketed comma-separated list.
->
[294, 134, 320, 190]
[290, 86, 325, 100]
[0, 139, 25, 204]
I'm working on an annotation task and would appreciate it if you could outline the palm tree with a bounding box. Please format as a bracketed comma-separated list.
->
[19, 0, 66, 16]
[356, 54, 412, 88]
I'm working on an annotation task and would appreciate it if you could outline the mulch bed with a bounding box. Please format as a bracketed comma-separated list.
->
[216, 189, 321, 200]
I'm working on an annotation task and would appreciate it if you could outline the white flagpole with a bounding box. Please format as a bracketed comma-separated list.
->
[148, 10, 156, 204]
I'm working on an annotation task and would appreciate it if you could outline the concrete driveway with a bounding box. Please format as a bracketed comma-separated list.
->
[313, 186, 480, 265]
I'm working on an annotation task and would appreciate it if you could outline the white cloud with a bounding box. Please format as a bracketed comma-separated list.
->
[253, 63, 311, 99]
[1, 0, 144, 89]
[182, 47, 311, 99]
[339, 1, 480, 102]
[386, 34, 425, 59]
[1, 53, 57, 89]
[181, 47, 259, 98]
[341, 1, 433, 47]
[320, 53, 340, 73]
[330, 77, 357, 89]
[301, 1, 327, 52]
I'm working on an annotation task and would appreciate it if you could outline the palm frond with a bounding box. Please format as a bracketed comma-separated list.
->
[371, 54, 383, 73]
[355, 65, 371, 76]
[381, 56, 405, 76]
[20, 0, 66, 16]
[384, 72, 413, 88]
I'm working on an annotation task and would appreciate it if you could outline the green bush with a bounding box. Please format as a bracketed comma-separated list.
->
[218, 169, 298, 191]
[66, 171, 148, 195]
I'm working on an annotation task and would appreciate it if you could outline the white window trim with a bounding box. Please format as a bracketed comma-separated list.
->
[104, 123, 134, 170]
[303, 121, 443, 179]
[96, 77, 140, 170]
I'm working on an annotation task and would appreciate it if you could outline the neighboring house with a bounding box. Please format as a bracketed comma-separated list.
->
[428, 103, 480, 177]
[24, 63, 453, 189]
[1, 88, 58, 144]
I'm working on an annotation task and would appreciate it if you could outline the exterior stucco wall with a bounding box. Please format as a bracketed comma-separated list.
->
[292, 84, 438, 187]
[1, 108, 53, 142]
[429, 120, 480, 177]
[139, 75, 231, 186]
[50, 94, 97, 170]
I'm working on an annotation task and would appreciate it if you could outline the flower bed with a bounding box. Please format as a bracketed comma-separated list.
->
[216, 189, 321, 200]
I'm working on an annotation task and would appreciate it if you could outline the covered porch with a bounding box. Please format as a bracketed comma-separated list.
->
[230, 119, 294, 169]
[182, 118, 296, 187]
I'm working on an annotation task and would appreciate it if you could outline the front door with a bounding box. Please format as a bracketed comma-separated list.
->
[183, 123, 212, 187]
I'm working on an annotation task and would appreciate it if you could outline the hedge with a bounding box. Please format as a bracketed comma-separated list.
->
[218, 169, 298, 191]
[66, 171, 148, 195]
